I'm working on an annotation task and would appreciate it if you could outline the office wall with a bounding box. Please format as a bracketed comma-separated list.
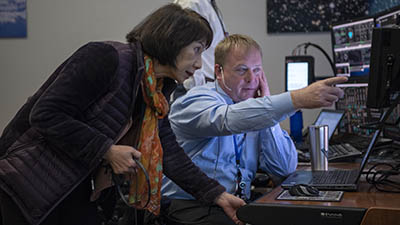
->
[0, 0, 333, 133]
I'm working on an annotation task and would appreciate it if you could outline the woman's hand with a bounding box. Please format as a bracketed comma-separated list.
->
[214, 192, 246, 225]
[103, 144, 141, 174]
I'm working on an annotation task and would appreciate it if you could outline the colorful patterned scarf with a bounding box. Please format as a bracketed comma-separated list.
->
[128, 55, 169, 215]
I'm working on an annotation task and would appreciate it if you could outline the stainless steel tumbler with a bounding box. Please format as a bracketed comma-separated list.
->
[308, 125, 329, 171]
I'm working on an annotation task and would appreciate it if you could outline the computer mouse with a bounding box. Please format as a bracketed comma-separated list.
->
[288, 184, 320, 197]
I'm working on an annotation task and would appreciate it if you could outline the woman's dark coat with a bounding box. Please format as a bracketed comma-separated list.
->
[0, 41, 224, 225]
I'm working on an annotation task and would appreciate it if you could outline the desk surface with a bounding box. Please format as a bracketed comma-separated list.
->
[238, 163, 400, 225]
[258, 162, 399, 208]
[256, 182, 400, 209]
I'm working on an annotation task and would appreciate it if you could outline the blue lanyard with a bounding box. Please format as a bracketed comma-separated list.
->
[233, 133, 246, 199]
[233, 134, 246, 165]
[233, 135, 241, 165]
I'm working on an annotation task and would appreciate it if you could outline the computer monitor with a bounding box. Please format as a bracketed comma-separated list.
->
[367, 26, 400, 148]
[370, 5, 400, 142]
[331, 16, 375, 84]
[375, 5, 400, 28]
[367, 27, 400, 109]
[284, 56, 314, 92]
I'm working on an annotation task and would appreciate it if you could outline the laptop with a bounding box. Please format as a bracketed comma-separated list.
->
[296, 109, 362, 161]
[312, 109, 344, 141]
[296, 109, 344, 149]
[282, 110, 374, 191]
[282, 144, 377, 191]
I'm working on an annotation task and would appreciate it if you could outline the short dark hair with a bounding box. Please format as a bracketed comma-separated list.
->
[126, 3, 213, 68]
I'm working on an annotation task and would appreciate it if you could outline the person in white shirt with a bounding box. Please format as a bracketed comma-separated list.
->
[172, 0, 228, 100]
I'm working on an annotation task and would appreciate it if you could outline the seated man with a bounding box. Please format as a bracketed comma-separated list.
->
[161, 34, 347, 224]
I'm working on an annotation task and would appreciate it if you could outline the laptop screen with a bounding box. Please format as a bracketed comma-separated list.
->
[313, 110, 345, 140]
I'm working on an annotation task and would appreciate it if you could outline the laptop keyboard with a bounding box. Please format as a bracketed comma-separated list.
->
[329, 143, 362, 161]
[312, 170, 352, 184]
[297, 143, 362, 162]
[330, 133, 372, 150]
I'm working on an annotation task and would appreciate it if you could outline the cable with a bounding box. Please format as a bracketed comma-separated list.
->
[291, 43, 307, 56]
[304, 42, 337, 77]
[291, 42, 337, 77]
[220, 67, 232, 91]
[112, 158, 151, 210]
[304, 42, 336, 77]
[365, 162, 400, 193]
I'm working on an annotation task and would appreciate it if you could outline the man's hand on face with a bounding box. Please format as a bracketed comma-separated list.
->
[290, 76, 348, 109]
[254, 72, 270, 98]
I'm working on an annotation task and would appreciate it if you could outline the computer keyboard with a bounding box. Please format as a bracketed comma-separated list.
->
[330, 133, 372, 151]
[312, 170, 353, 184]
[297, 143, 362, 162]
[329, 143, 362, 161]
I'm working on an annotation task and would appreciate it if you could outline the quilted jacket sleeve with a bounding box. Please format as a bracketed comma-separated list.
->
[159, 117, 225, 204]
[29, 42, 118, 168]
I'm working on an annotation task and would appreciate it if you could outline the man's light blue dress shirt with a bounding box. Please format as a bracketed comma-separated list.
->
[162, 82, 298, 200]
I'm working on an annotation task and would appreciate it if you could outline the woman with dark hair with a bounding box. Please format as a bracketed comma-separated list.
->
[0, 3, 245, 225]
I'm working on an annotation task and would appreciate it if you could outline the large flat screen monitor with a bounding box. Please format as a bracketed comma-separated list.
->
[331, 17, 375, 84]
[367, 27, 400, 109]
[368, 5, 400, 109]
[373, 5, 400, 142]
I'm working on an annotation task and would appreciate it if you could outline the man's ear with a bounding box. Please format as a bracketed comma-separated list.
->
[214, 64, 222, 80]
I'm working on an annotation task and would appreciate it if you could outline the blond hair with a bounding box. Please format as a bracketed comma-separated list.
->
[215, 34, 262, 67]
